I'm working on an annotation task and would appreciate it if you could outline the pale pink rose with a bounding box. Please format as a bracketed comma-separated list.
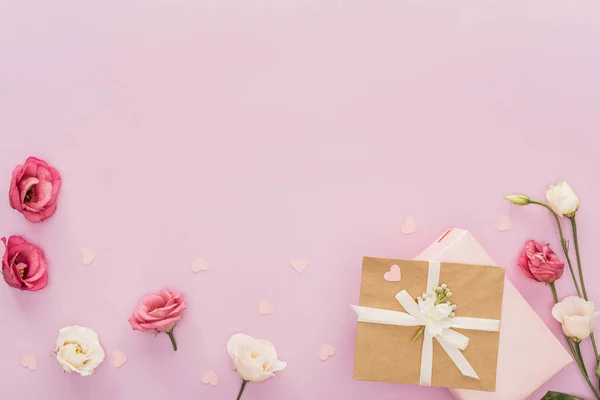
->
[518, 239, 565, 283]
[129, 290, 186, 351]
[552, 296, 600, 341]
[9, 157, 62, 223]
[1, 235, 48, 291]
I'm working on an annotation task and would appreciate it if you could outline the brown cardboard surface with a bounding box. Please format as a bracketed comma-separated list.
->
[353, 257, 505, 391]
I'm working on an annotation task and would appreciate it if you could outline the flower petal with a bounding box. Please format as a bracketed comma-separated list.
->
[23, 180, 53, 211]
[139, 316, 180, 332]
[227, 333, 256, 358]
[18, 177, 39, 202]
[552, 296, 586, 321]
[563, 315, 593, 340]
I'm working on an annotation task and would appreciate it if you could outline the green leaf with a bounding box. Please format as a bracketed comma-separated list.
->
[541, 391, 583, 400]
[596, 360, 600, 379]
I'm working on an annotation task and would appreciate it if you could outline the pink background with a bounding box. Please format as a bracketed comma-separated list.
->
[1, 1, 600, 399]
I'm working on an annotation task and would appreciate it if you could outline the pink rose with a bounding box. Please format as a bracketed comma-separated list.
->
[9, 156, 62, 223]
[129, 289, 186, 351]
[1, 236, 48, 291]
[518, 239, 565, 283]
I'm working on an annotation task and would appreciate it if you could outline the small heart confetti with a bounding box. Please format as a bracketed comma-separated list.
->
[290, 258, 308, 274]
[384, 264, 401, 282]
[318, 344, 336, 361]
[401, 217, 417, 234]
[20, 355, 37, 371]
[496, 214, 511, 232]
[258, 299, 274, 315]
[201, 370, 219, 386]
[81, 247, 96, 266]
[112, 350, 128, 368]
[191, 258, 209, 273]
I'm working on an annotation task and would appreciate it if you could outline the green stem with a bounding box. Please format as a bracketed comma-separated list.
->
[236, 380, 248, 400]
[570, 217, 590, 300]
[411, 326, 425, 343]
[550, 284, 581, 371]
[550, 283, 600, 399]
[569, 216, 600, 385]
[576, 342, 600, 399]
[570, 218, 600, 365]
[166, 329, 177, 351]
[531, 201, 582, 297]
[550, 284, 582, 371]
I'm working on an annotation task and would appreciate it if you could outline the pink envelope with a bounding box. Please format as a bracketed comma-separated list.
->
[414, 228, 572, 400]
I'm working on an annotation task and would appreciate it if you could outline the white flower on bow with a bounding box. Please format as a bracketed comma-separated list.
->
[55, 325, 105, 376]
[410, 285, 458, 342]
[417, 295, 454, 336]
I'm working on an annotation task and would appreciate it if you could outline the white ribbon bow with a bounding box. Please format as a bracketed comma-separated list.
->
[351, 260, 500, 386]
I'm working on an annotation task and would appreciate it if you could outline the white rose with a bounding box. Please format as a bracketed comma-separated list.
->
[546, 181, 580, 217]
[552, 296, 600, 341]
[227, 333, 287, 382]
[55, 325, 105, 376]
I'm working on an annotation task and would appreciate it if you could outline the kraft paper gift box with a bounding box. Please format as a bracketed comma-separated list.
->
[414, 228, 572, 400]
[353, 257, 505, 391]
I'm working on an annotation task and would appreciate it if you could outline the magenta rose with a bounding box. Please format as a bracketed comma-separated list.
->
[9, 157, 62, 223]
[1, 236, 48, 291]
[129, 289, 186, 351]
[518, 239, 565, 283]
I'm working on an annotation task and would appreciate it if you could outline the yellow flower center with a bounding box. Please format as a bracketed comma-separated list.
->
[66, 342, 84, 355]
[24, 188, 33, 203]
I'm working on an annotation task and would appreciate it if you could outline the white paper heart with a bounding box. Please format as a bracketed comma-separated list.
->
[201, 370, 219, 386]
[318, 344, 336, 361]
[258, 299, 274, 315]
[496, 214, 511, 232]
[191, 258, 209, 273]
[290, 258, 308, 274]
[81, 247, 96, 266]
[113, 350, 128, 368]
[384, 264, 402, 282]
[20, 355, 37, 371]
[401, 217, 417, 234]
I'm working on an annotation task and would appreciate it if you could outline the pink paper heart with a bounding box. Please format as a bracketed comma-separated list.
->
[191, 258, 209, 273]
[290, 258, 308, 274]
[384, 264, 401, 282]
[497, 214, 511, 232]
[112, 350, 128, 368]
[318, 344, 336, 361]
[20, 355, 37, 371]
[201, 370, 219, 386]
[401, 217, 416, 234]
[258, 299, 274, 315]
[81, 247, 96, 266]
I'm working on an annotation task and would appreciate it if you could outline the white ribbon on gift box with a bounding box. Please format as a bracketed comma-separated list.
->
[351, 260, 501, 386]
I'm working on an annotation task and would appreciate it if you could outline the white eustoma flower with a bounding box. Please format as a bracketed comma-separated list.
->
[227, 333, 287, 382]
[55, 325, 105, 376]
[546, 181, 580, 217]
[552, 296, 600, 341]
